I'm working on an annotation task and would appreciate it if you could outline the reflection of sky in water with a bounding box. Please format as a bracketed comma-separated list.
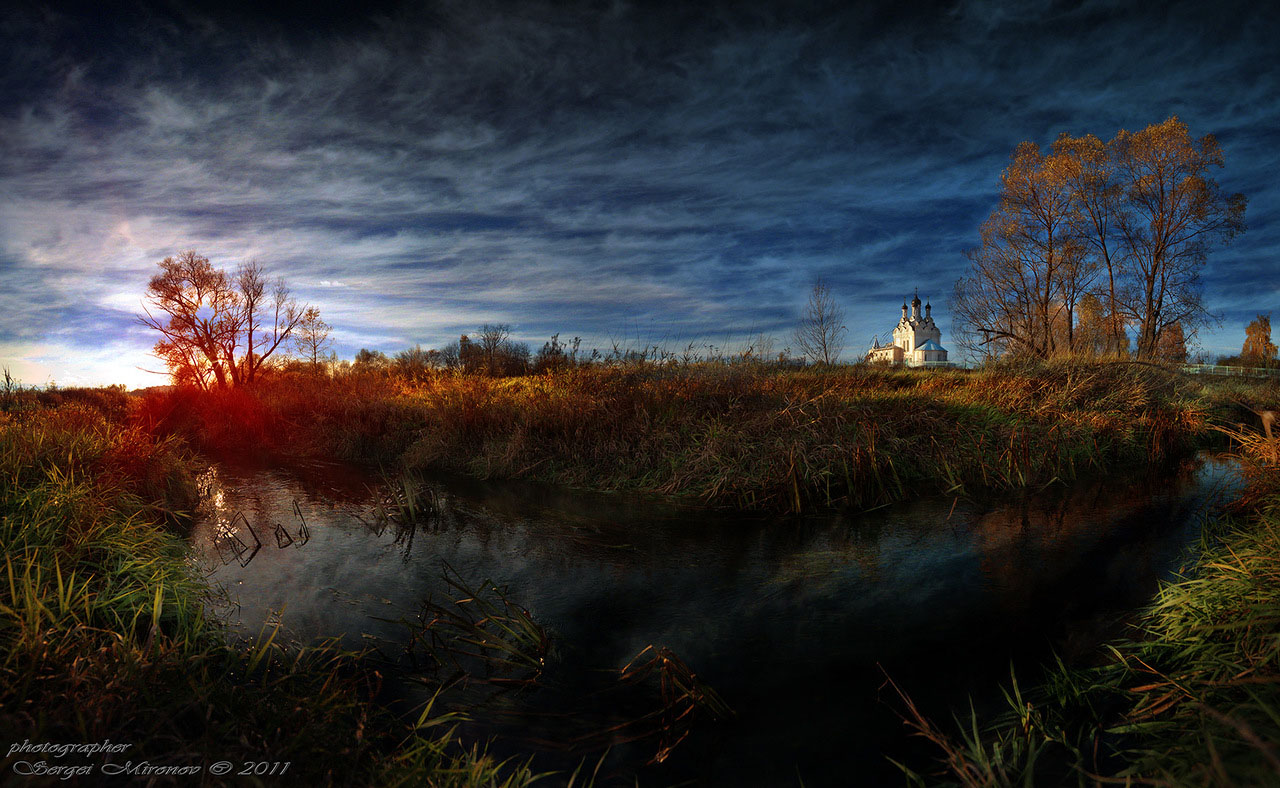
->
[189, 455, 1239, 786]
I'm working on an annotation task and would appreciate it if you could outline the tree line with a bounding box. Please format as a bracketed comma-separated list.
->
[954, 116, 1246, 362]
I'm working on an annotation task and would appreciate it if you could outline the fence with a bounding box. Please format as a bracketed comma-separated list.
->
[1182, 364, 1280, 379]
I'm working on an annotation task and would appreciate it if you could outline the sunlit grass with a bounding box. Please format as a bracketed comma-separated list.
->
[142, 358, 1222, 513]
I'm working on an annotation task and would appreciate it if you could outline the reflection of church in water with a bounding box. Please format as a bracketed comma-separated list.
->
[866, 290, 949, 366]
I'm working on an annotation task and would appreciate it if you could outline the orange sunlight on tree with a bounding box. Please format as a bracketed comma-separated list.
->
[138, 251, 312, 389]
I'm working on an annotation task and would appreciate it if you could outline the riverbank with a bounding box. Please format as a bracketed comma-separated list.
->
[5, 361, 1276, 785]
[0, 402, 540, 786]
[137, 359, 1248, 512]
[897, 422, 1280, 786]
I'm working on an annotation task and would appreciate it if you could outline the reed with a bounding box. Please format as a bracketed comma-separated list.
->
[892, 411, 1280, 786]
[0, 400, 543, 786]
[143, 359, 1215, 513]
[406, 566, 550, 690]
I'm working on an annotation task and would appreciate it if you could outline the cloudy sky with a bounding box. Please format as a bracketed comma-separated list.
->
[2, 0, 1277, 387]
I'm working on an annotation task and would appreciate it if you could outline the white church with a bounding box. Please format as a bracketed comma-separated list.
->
[866, 290, 950, 366]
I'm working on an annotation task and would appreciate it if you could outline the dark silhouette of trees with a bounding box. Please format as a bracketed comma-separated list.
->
[353, 348, 389, 369]
[793, 281, 846, 365]
[476, 324, 510, 375]
[139, 251, 307, 389]
[533, 334, 582, 373]
[955, 118, 1246, 361]
[394, 344, 439, 380]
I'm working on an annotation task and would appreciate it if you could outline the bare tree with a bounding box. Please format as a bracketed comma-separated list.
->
[476, 323, 511, 375]
[139, 251, 305, 388]
[793, 281, 846, 365]
[293, 306, 333, 371]
[234, 261, 303, 384]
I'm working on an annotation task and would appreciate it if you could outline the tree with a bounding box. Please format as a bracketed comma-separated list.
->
[956, 118, 1245, 361]
[293, 306, 333, 371]
[476, 324, 511, 375]
[354, 348, 389, 369]
[394, 344, 436, 381]
[1073, 293, 1108, 357]
[1055, 132, 1128, 355]
[139, 251, 305, 389]
[793, 281, 846, 365]
[1242, 315, 1278, 367]
[1155, 321, 1188, 364]
[1074, 292, 1130, 358]
[954, 142, 1085, 358]
[1112, 118, 1246, 359]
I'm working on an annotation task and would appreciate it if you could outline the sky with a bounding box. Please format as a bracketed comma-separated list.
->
[1, 0, 1277, 388]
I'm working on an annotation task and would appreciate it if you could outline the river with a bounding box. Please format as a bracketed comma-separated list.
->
[189, 453, 1239, 786]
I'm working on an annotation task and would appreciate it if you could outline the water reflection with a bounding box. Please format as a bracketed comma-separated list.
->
[190, 454, 1239, 786]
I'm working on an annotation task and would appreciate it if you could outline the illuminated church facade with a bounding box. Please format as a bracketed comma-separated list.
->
[866, 291, 949, 366]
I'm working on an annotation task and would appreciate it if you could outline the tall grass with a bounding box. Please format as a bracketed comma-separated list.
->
[893, 411, 1280, 786]
[141, 359, 1214, 513]
[0, 400, 545, 785]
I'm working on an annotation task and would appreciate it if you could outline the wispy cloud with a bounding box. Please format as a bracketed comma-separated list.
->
[1, 0, 1277, 382]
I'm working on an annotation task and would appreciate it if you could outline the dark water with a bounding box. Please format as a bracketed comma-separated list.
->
[190, 455, 1240, 786]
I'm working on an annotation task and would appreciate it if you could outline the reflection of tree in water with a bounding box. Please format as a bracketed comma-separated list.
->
[970, 461, 1206, 617]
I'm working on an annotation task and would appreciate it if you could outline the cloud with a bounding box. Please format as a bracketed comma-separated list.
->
[2, 0, 1278, 381]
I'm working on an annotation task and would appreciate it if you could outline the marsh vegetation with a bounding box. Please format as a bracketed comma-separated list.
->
[2, 359, 1277, 785]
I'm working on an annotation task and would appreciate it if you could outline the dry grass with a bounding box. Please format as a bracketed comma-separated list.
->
[891, 404, 1280, 786]
[0, 399, 556, 786]
[142, 359, 1211, 513]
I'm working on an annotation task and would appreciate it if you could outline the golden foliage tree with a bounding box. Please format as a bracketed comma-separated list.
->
[1113, 118, 1246, 359]
[953, 142, 1086, 358]
[1155, 321, 1188, 363]
[956, 117, 1245, 361]
[1242, 314, 1278, 367]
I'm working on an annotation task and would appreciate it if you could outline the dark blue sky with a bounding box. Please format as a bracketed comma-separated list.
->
[1, 0, 1277, 385]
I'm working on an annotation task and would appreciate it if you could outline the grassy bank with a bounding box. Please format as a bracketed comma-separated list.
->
[896, 423, 1280, 786]
[0, 400, 541, 786]
[6, 360, 1274, 785]
[139, 359, 1229, 512]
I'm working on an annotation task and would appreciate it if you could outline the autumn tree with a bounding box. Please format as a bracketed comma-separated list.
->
[1155, 321, 1188, 363]
[954, 142, 1086, 358]
[1113, 118, 1246, 359]
[293, 306, 333, 371]
[1073, 293, 1108, 357]
[140, 252, 307, 389]
[1242, 315, 1278, 367]
[793, 281, 846, 365]
[1074, 292, 1130, 358]
[394, 344, 437, 381]
[958, 118, 1245, 362]
[1055, 133, 1128, 355]
[475, 324, 522, 375]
